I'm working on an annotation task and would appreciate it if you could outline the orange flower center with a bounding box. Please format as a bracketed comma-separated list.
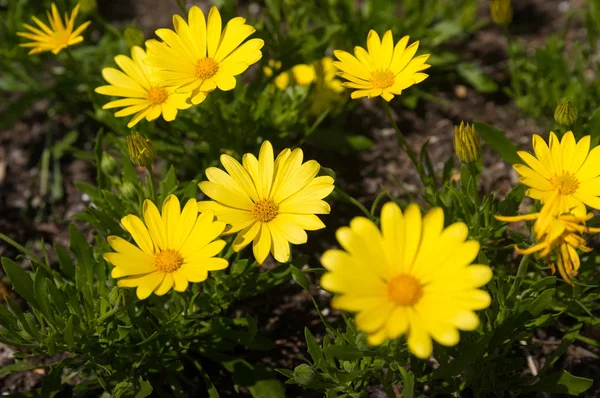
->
[195, 57, 219, 79]
[252, 199, 279, 223]
[370, 69, 394, 89]
[387, 273, 423, 306]
[146, 87, 168, 105]
[154, 249, 183, 273]
[550, 173, 579, 195]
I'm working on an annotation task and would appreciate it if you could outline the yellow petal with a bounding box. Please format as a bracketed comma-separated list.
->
[252, 223, 271, 264]
[121, 214, 155, 254]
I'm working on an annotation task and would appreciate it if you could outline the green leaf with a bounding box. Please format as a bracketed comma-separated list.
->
[54, 243, 75, 279]
[68, 224, 94, 303]
[0, 361, 44, 377]
[526, 370, 592, 395]
[159, 165, 178, 200]
[40, 364, 63, 398]
[398, 367, 415, 398]
[133, 378, 154, 398]
[345, 135, 373, 152]
[64, 315, 75, 347]
[305, 328, 326, 369]
[526, 288, 555, 317]
[6, 296, 41, 342]
[291, 266, 310, 292]
[2, 257, 37, 306]
[323, 345, 377, 361]
[33, 270, 53, 321]
[474, 121, 521, 165]
[457, 63, 498, 93]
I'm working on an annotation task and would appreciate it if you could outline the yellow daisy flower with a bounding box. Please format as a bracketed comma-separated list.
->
[95, 46, 192, 128]
[333, 30, 431, 101]
[197, 141, 334, 265]
[17, 3, 91, 55]
[321, 202, 492, 359]
[104, 195, 228, 299]
[515, 131, 600, 218]
[496, 207, 600, 284]
[145, 6, 264, 105]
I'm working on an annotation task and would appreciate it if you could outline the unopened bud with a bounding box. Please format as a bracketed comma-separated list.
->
[124, 26, 145, 48]
[490, 0, 512, 26]
[112, 381, 135, 398]
[454, 122, 481, 164]
[79, 0, 97, 12]
[126, 132, 155, 168]
[119, 181, 138, 200]
[100, 153, 118, 176]
[554, 99, 577, 126]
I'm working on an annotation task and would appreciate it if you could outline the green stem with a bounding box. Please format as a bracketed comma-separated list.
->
[381, 99, 428, 184]
[508, 254, 530, 299]
[146, 166, 157, 202]
[334, 187, 373, 220]
[0, 232, 46, 268]
[466, 162, 480, 206]
[175, 0, 188, 14]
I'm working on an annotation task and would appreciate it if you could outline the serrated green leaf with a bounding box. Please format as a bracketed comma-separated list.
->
[305, 328, 326, 369]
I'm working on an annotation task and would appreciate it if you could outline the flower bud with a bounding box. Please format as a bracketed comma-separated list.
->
[490, 0, 512, 26]
[554, 99, 577, 126]
[112, 381, 135, 398]
[119, 181, 138, 200]
[79, 0, 97, 12]
[124, 26, 145, 48]
[454, 122, 481, 164]
[126, 132, 155, 168]
[100, 153, 118, 176]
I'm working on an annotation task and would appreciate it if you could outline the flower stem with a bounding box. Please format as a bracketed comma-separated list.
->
[146, 166, 157, 202]
[508, 254, 530, 299]
[334, 187, 373, 220]
[381, 99, 428, 185]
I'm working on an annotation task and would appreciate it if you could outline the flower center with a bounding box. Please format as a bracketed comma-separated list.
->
[550, 173, 579, 195]
[146, 87, 168, 105]
[251, 199, 279, 223]
[154, 249, 183, 273]
[370, 69, 394, 89]
[387, 273, 423, 306]
[195, 57, 219, 79]
[49, 31, 71, 49]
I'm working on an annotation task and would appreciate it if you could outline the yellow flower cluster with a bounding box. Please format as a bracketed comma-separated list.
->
[94, 6, 264, 127]
[21, 6, 495, 361]
[104, 141, 334, 298]
[496, 132, 600, 284]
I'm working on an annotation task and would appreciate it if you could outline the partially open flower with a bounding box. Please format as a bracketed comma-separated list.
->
[495, 206, 600, 284]
[454, 122, 481, 164]
[126, 132, 155, 168]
